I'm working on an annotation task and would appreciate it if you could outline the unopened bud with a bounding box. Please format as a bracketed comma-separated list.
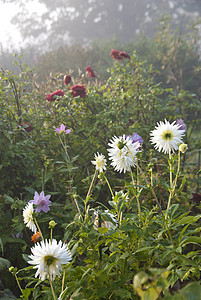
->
[49, 220, 57, 229]
[179, 143, 188, 153]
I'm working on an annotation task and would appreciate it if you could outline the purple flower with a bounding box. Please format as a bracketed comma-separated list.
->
[126, 132, 143, 150]
[176, 118, 187, 132]
[55, 124, 71, 134]
[30, 191, 51, 213]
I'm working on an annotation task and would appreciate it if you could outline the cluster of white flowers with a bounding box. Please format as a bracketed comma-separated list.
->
[91, 119, 185, 174]
[22, 118, 186, 285]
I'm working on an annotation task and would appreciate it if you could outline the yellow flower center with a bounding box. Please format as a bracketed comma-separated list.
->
[44, 255, 56, 266]
[162, 131, 173, 140]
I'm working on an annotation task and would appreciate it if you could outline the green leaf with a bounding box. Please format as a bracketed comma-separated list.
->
[181, 236, 201, 247]
[0, 257, 10, 270]
[180, 282, 201, 300]
[178, 215, 201, 225]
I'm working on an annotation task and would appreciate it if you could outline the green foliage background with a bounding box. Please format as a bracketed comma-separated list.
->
[0, 17, 201, 299]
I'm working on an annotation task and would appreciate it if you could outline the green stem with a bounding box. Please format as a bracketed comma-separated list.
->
[130, 170, 141, 218]
[127, 148, 163, 215]
[48, 274, 57, 300]
[104, 175, 114, 198]
[169, 152, 173, 189]
[50, 228, 53, 244]
[61, 269, 65, 294]
[14, 274, 24, 296]
[86, 170, 98, 200]
[34, 218, 44, 241]
[85, 170, 98, 219]
[166, 151, 181, 212]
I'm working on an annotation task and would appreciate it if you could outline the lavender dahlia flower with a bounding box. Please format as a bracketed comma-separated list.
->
[30, 191, 51, 213]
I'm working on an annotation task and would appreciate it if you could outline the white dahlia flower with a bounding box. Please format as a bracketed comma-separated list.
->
[91, 152, 107, 173]
[107, 135, 140, 173]
[23, 202, 37, 233]
[150, 119, 185, 154]
[28, 239, 72, 281]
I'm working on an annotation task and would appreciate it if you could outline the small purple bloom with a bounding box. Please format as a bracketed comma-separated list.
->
[55, 124, 71, 134]
[126, 132, 143, 150]
[30, 191, 51, 213]
[176, 118, 187, 132]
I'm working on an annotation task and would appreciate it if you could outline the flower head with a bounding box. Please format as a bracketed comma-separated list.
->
[64, 74, 71, 85]
[31, 232, 41, 243]
[150, 119, 185, 154]
[29, 191, 51, 213]
[46, 89, 64, 103]
[70, 84, 86, 98]
[17, 123, 33, 132]
[28, 239, 72, 281]
[91, 152, 107, 173]
[55, 124, 71, 134]
[107, 135, 140, 173]
[127, 132, 143, 150]
[23, 202, 37, 233]
[86, 66, 96, 78]
[111, 49, 130, 60]
[176, 118, 187, 132]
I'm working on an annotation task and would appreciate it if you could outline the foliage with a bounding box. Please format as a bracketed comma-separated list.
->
[0, 35, 201, 299]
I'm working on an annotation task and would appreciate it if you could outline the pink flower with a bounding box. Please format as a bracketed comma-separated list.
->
[55, 124, 71, 134]
[111, 49, 130, 60]
[46, 89, 64, 103]
[86, 66, 95, 78]
[64, 75, 71, 85]
[29, 191, 51, 213]
[70, 84, 86, 98]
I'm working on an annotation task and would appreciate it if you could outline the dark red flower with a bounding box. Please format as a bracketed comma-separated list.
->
[111, 49, 130, 60]
[119, 51, 130, 60]
[17, 123, 33, 132]
[64, 75, 71, 85]
[86, 66, 96, 78]
[46, 89, 64, 102]
[70, 84, 87, 98]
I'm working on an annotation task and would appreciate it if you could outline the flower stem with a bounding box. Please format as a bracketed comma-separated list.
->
[86, 170, 98, 200]
[50, 228, 53, 244]
[130, 170, 141, 218]
[166, 151, 181, 212]
[104, 175, 114, 198]
[14, 274, 24, 296]
[127, 148, 163, 215]
[48, 274, 57, 300]
[34, 218, 44, 241]
[85, 170, 98, 219]
[61, 269, 65, 294]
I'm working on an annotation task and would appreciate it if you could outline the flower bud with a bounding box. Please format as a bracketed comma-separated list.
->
[179, 143, 188, 153]
[9, 266, 17, 274]
[49, 220, 57, 229]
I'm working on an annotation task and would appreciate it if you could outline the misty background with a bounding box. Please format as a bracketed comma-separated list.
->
[1, 0, 201, 80]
